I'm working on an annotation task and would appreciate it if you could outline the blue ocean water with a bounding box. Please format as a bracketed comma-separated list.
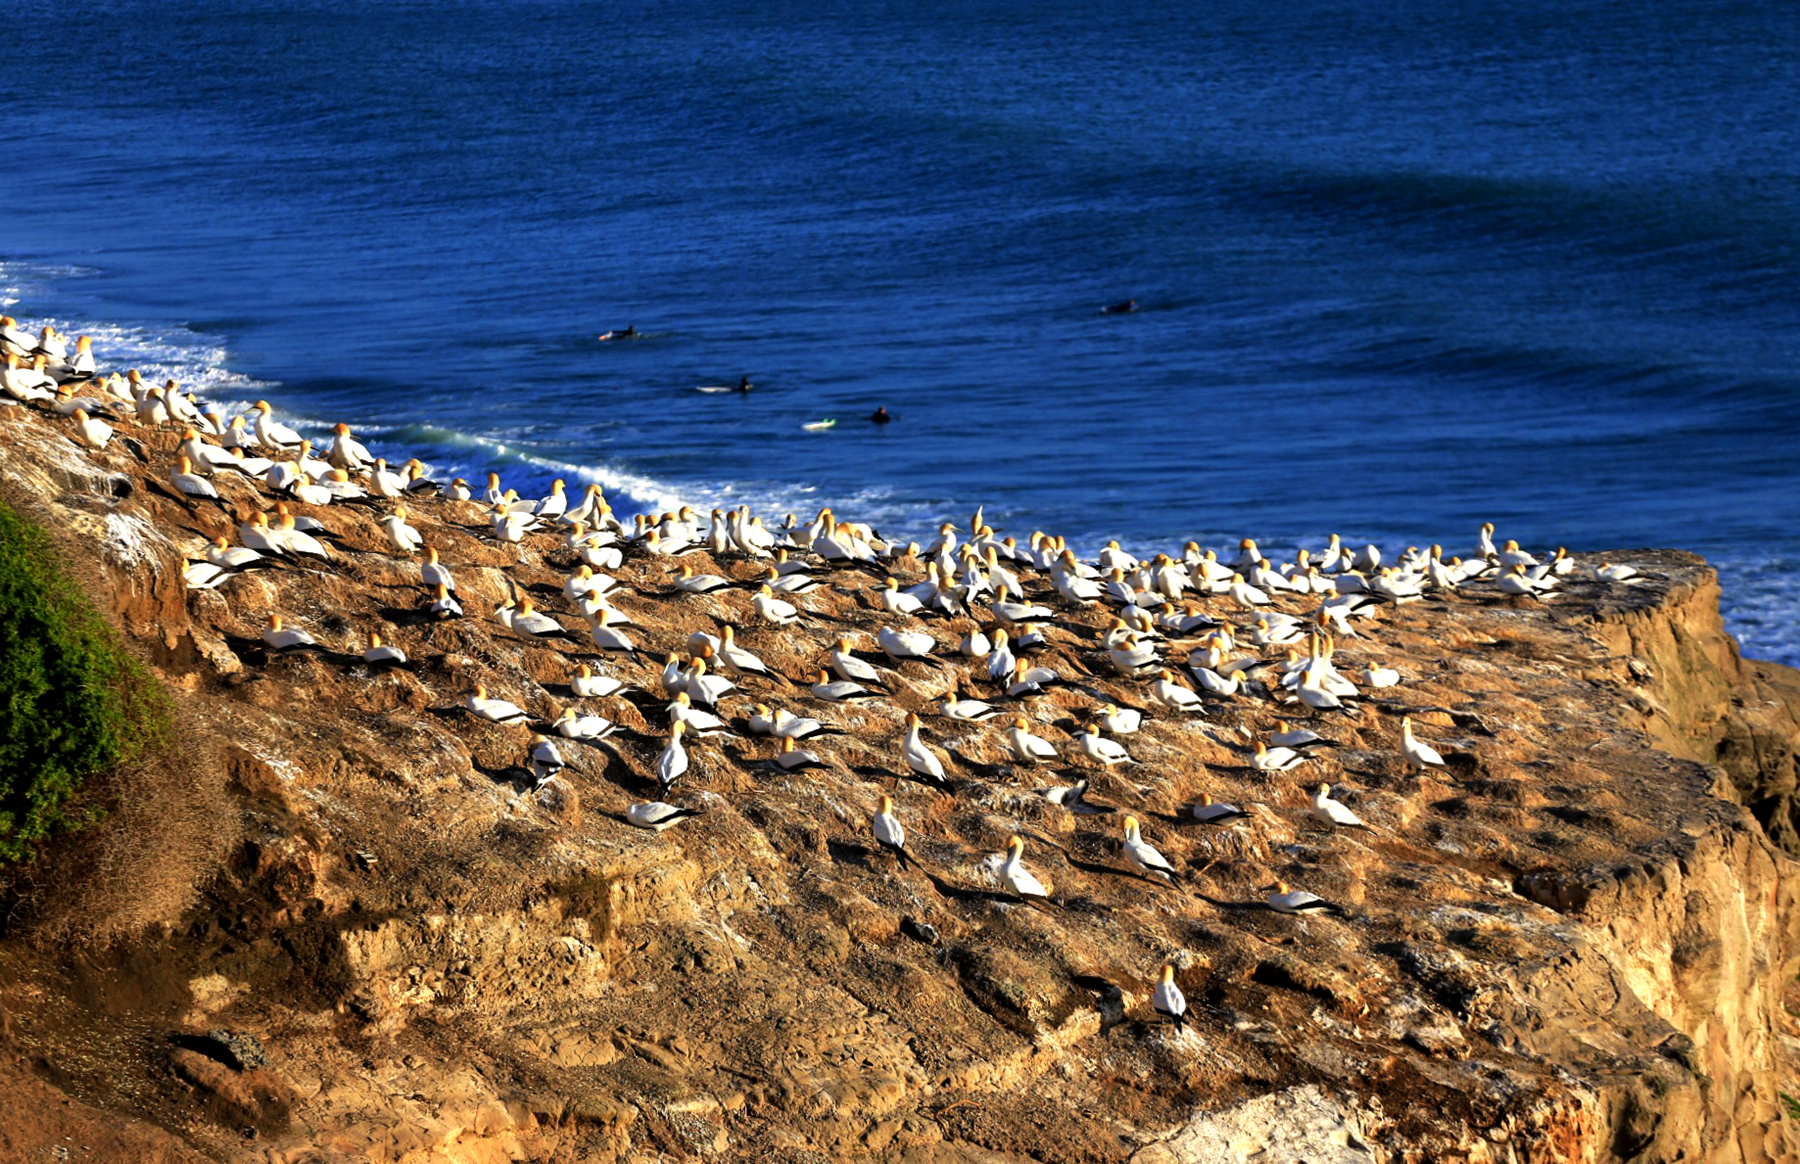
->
[1, 0, 1796, 662]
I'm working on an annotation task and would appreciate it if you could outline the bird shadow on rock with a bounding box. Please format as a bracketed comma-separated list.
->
[1064, 854, 1166, 888]
[922, 872, 1012, 907]
[826, 840, 876, 869]
[945, 750, 1010, 781]
[374, 603, 433, 626]
[1195, 892, 1275, 913]
[473, 761, 536, 792]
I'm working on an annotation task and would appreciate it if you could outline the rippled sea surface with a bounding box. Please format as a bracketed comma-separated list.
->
[1, 0, 1794, 662]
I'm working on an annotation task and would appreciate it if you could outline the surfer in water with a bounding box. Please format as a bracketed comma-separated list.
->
[597, 324, 638, 341]
[736, 375, 753, 393]
[870, 406, 892, 424]
[1100, 299, 1137, 315]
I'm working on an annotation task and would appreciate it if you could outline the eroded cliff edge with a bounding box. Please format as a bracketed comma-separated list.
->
[0, 406, 1794, 1164]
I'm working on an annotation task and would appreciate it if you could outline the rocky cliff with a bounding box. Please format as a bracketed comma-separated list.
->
[0, 396, 1795, 1164]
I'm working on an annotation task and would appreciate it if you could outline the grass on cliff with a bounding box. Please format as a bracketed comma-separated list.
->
[0, 497, 172, 862]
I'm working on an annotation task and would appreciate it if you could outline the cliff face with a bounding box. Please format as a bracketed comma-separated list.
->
[0, 404, 1795, 1164]
[1587, 561, 1800, 856]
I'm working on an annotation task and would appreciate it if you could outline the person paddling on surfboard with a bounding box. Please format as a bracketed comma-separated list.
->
[1101, 299, 1137, 315]
[598, 324, 638, 341]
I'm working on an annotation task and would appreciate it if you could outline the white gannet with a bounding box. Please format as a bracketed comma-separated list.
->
[1120, 815, 1176, 882]
[262, 614, 320, 653]
[177, 427, 229, 475]
[488, 502, 536, 544]
[182, 557, 233, 590]
[1152, 964, 1187, 1028]
[171, 456, 228, 509]
[682, 657, 737, 707]
[1005, 658, 1060, 698]
[1191, 793, 1248, 825]
[999, 835, 1052, 904]
[571, 663, 624, 699]
[1107, 633, 1158, 674]
[1271, 721, 1334, 750]
[1150, 670, 1204, 715]
[660, 653, 687, 698]
[289, 472, 338, 507]
[1497, 539, 1537, 569]
[1400, 716, 1446, 772]
[530, 734, 567, 784]
[771, 708, 835, 741]
[1226, 577, 1271, 608]
[902, 712, 948, 787]
[1097, 539, 1139, 573]
[465, 684, 529, 724]
[252, 400, 305, 450]
[378, 507, 424, 555]
[1251, 617, 1305, 648]
[1311, 783, 1368, 829]
[507, 598, 571, 640]
[705, 626, 771, 682]
[1044, 777, 1111, 814]
[563, 564, 619, 602]
[421, 546, 455, 592]
[674, 563, 732, 595]
[534, 478, 568, 521]
[829, 637, 888, 687]
[1362, 663, 1400, 688]
[161, 380, 203, 426]
[1097, 704, 1143, 735]
[1498, 564, 1555, 597]
[3, 354, 58, 403]
[369, 460, 407, 499]
[773, 737, 826, 772]
[627, 801, 701, 831]
[656, 722, 689, 792]
[429, 583, 464, 620]
[1077, 725, 1132, 766]
[959, 625, 992, 657]
[326, 422, 374, 473]
[880, 576, 926, 617]
[1595, 562, 1640, 583]
[762, 563, 819, 594]
[554, 706, 617, 740]
[1005, 715, 1058, 764]
[588, 608, 638, 656]
[363, 632, 407, 667]
[871, 794, 915, 868]
[69, 407, 112, 450]
[668, 693, 730, 738]
[992, 598, 1056, 623]
[1251, 742, 1309, 773]
[1265, 879, 1344, 916]
[207, 536, 268, 571]
[239, 513, 289, 558]
[937, 682, 1000, 722]
[878, 624, 936, 665]
[985, 628, 1016, 682]
[753, 584, 801, 626]
[812, 670, 878, 703]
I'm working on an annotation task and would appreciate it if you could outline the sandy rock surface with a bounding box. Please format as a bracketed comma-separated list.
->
[0, 394, 1796, 1163]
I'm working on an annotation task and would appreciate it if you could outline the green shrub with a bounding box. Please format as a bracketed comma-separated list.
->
[0, 498, 171, 861]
